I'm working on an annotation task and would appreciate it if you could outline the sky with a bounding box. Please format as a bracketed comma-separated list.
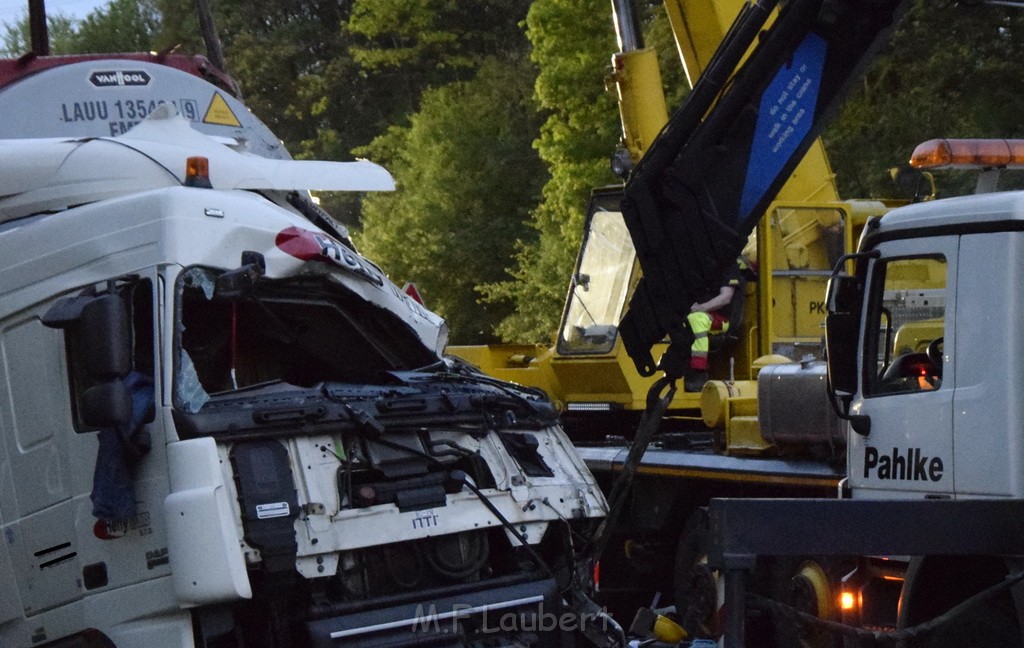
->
[0, 0, 108, 26]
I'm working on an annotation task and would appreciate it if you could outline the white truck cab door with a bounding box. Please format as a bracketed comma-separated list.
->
[951, 232, 1024, 497]
[848, 236, 957, 499]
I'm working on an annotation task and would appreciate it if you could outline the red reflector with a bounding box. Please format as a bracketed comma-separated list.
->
[593, 560, 601, 592]
[403, 282, 425, 305]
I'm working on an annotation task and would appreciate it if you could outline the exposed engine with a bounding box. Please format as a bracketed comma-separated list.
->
[172, 373, 606, 648]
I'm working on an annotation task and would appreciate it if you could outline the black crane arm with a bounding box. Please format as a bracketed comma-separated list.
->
[619, 0, 910, 377]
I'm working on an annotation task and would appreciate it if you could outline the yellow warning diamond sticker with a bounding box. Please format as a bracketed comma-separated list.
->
[203, 92, 241, 127]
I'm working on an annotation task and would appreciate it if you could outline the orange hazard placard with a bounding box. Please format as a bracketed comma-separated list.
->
[203, 93, 241, 127]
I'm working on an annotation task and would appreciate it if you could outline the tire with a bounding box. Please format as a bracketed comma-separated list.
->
[769, 558, 836, 648]
[672, 509, 718, 639]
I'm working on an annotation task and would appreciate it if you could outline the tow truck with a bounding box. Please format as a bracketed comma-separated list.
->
[710, 137, 1024, 647]
[0, 32, 610, 648]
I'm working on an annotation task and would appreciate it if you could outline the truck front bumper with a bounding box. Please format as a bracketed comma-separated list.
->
[306, 576, 570, 647]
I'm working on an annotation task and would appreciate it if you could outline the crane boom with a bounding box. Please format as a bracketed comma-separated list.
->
[619, 0, 910, 377]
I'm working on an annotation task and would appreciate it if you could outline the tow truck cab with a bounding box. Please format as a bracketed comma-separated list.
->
[822, 140, 1024, 631]
[832, 189, 1024, 492]
[829, 140, 1024, 503]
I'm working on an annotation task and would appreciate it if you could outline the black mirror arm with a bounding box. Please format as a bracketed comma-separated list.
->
[850, 415, 871, 436]
[214, 251, 267, 299]
[826, 377, 871, 436]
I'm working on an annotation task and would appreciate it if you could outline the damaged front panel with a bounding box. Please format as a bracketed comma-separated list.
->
[168, 265, 608, 646]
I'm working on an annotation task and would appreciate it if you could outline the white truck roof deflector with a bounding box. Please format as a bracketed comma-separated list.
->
[111, 106, 396, 192]
[0, 105, 394, 224]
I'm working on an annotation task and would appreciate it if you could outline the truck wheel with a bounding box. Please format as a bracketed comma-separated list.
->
[771, 559, 835, 648]
[899, 556, 1024, 647]
[672, 509, 718, 638]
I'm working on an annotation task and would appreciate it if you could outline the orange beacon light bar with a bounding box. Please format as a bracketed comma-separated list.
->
[911, 139, 1024, 170]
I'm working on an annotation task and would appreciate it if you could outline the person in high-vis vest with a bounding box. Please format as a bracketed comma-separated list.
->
[684, 259, 745, 392]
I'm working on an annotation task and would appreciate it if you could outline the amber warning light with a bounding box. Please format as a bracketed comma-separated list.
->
[184, 156, 213, 188]
[840, 591, 856, 611]
[911, 139, 1024, 170]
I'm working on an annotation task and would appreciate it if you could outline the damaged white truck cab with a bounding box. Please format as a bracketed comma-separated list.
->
[0, 100, 607, 647]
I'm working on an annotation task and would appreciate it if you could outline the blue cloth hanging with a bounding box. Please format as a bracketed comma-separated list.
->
[91, 372, 155, 522]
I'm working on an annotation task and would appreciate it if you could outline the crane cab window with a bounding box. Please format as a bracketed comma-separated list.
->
[558, 195, 636, 356]
[864, 256, 946, 396]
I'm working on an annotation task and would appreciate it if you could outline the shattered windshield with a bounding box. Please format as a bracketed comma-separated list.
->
[174, 266, 439, 413]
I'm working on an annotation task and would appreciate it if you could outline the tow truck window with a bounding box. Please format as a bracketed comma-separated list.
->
[558, 201, 636, 355]
[864, 256, 946, 396]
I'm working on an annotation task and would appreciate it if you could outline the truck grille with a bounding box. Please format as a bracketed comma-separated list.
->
[332, 530, 495, 601]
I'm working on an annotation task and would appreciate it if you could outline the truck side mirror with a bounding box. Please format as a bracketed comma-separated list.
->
[826, 275, 860, 315]
[81, 380, 133, 428]
[824, 274, 861, 407]
[215, 251, 266, 299]
[80, 295, 131, 379]
[43, 293, 131, 380]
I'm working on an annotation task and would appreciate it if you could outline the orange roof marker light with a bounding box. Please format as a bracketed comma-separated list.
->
[184, 155, 213, 188]
[911, 139, 1024, 170]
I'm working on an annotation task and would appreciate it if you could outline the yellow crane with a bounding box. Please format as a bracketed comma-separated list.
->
[450, 0, 891, 448]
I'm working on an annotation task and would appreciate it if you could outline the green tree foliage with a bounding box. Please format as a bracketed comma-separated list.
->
[348, 0, 529, 79]
[480, 0, 621, 342]
[480, 1, 685, 342]
[825, 1, 1024, 199]
[342, 0, 546, 344]
[356, 58, 544, 344]
[0, 13, 77, 55]
[75, 0, 159, 53]
[1, 0, 158, 56]
[319, 0, 533, 223]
